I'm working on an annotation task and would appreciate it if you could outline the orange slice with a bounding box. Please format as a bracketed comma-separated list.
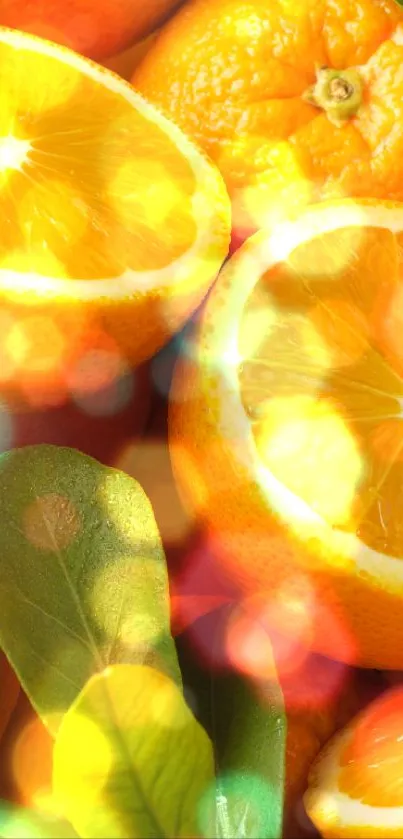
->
[169, 198, 403, 669]
[305, 686, 403, 838]
[0, 27, 230, 408]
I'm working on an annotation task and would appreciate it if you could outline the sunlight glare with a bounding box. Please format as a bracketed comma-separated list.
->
[11, 716, 58, 817]
[199, 772, 279, 839]
[238, 300, 278, 362]
[0, 135, 30, 172]
[229, 139, 314, 231]
[285, 211, 364, 278]
[255, 394, 364, 525]
[5, 315, 66, 374]
[23, 493, 81, 551]
[90, 558, 166, 654]
[53, 713, 112, 814]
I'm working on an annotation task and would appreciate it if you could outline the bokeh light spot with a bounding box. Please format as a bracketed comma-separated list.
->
[67, 348, 133, 417]
[255, 394, 364, 525]
[10, 47, 81, 113]
[23, 493, 80, 552]
[0, 247, 68, 278]
[11, 715, 57, 816]
[309, 299, 369, 368]
[286, 216, 364, 278]
[238, 299, 278, 363]
[199, 772, 280, 839]
[226, 600, 278, 681]
[226, 578, 315, 682]
[54, 712, 112, 814]
[0, 312, 18, 383]
[6, 315, 66, 375]
[230, 140, 314, 231]
[115, 440, 193, 546]
[90, 559, 165, 657]
[148, 675, 190, 729]
[108, 160, 184, 230]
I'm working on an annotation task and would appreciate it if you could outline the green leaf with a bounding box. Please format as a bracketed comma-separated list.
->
[53, 663, 215, 839]
[0, 445, 181, 733]
[0, 801, 78, 838]
[209, 670, 286, 839]
[178, 607, 286, 839]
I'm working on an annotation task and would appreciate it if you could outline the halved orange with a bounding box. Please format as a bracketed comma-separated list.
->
[0, 27, 230, 408]
[305, 686, 403, 838]
[169, 198, 403, 669]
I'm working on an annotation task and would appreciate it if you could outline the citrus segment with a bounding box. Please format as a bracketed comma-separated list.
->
[132, 0, 403, 236]
[169, 199, 403, 668]
[339, 688, 403, 807]
[239, 223, 403, 552]
[0, 28, 230, 408]
[305, 687, 403, 837]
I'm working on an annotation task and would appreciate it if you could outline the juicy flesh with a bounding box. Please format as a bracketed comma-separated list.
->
[0, 38, 196, 280]
[239, 224, 403, 558]
[339, 688, 403, 806]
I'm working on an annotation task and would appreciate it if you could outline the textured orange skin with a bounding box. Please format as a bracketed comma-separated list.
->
[133, 0, 403, 237]
[0, 0, 185, 60]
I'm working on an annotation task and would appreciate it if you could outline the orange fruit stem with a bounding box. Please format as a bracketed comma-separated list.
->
[302, 66, 364, 127]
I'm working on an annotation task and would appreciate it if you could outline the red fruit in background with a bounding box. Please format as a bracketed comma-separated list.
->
[2, 362, 151, 467]
[0, 0, 185, 60]
[0, 654, 20, 746]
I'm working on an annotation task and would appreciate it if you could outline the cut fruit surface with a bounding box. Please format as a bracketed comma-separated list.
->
[305, 686, 403, 837]
[169, 198, 403, 669]
[0, 27, 230, 409]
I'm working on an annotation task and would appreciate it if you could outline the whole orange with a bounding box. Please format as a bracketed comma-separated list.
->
[0, 0, 185, 60]
[133, 0, 403, 239]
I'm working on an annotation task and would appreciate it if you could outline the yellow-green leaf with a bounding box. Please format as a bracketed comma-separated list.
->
[0, 445, 181, 733]
[53, 664, 215, 838]
[0, 801, 77, 838]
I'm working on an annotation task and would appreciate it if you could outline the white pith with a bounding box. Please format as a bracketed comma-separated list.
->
[0, 28, 228, 300]
[203, 199, 403, 593]
[304, 727, 403, 831]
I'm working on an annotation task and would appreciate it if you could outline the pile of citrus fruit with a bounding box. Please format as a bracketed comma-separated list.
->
[2, 0, 403, 836]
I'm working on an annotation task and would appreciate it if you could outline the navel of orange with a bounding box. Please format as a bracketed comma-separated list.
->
[133, 0, 403, 239]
